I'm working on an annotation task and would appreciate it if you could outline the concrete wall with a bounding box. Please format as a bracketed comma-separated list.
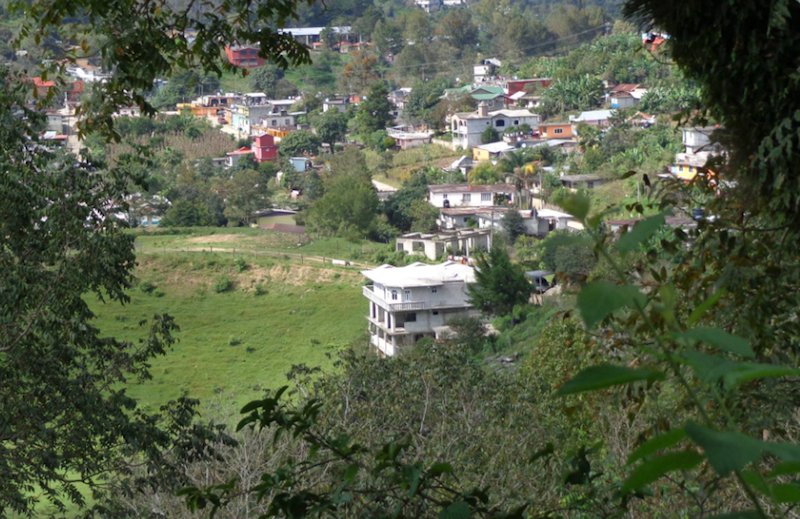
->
[429, 191, 496, 208]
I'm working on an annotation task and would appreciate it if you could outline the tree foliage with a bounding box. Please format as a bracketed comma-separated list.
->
[468, 247, 532, 318]
[0, 66, 230, 516]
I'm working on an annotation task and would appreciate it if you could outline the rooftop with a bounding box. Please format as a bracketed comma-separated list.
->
[475, 141, 515, 153]
[361, 261, 476, 288]
[609, 83, 640, 93]
[429, 183, 515, 194]
[569, 109, 615, 123]
[559, 174, 604, 182]
[227, 146, 254, 156]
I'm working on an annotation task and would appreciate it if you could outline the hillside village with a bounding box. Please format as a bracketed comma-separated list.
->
[12, 17, 722, 358]
[9, 0, 793, 517]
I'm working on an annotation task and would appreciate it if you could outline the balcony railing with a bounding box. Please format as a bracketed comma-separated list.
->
[362, 285, 426, 311]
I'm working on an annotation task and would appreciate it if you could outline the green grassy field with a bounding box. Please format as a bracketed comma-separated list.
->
[89, 252, 369, 412]
[131, 227, 390, 265]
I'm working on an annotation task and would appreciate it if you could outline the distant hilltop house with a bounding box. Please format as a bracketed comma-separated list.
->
[474, 58, 502, 82]
[361, 262, 479, 357]
[428, 183, 515, 209]
[443, 85, 508, 112]
[414, 0, 465, 13]
[229, 97, 302, 135]
[436, 206, 578, 236]
[277, 26, 360, 47]
[386, 127, 434, 150]
[225, 44, 265, 68]
[606, 84, 648, 109]
[668, 126, 724, 182]
[323, 96, 350, 113]
[253, 134, 279, 162]
[569, 109, 615, 128]
[450, 102, 539, 149]
[472, 141, 515, 162]
[65, 62, 112, 83]
[180, 93, 243, 118]
[395, 228, 492, 261]
[538, 122, 575, 140]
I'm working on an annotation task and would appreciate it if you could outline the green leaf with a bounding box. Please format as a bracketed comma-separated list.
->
[771, 483, 800, 503]
[723, 363, 800, 390]
[687, 289, 725, 326]
[555, 365, 665, 396]
[557, 193, 590, 221]
[675, 327, 754, 358]
[577, 281, 646, 329]
[439, 500, 471, 519]
[617, 213, 666, 254]
[627, 428, 687, 465]
[621, 450, 703, 494]
[343, 463, 359, 483]
[685, 422, 763, 476]
[740, 470, 769, 494]
[621, 170, 638, 179]
[240, 399, 265, 414]
[769, 461, 800, 477]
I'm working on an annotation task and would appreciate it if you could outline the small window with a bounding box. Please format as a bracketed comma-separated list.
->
[271, 119, 277, 126]
[495, 119, 505, 127]
[391, 290, 398, 300]
[462, 193, 471, 202]
[481, 193, 492, 202]
[442, 194, 448, 200]
[554, 128, 564, 134]
[431, 288, 437, 293]
[514, 120, 519, 125]
[405, 313, 417, 322]
[285, 119, 291, 125]
[404, 290, 411, 300]
[432, 311, 439, 315]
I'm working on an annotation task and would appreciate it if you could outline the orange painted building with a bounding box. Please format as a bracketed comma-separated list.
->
[540, 122, 574, 139]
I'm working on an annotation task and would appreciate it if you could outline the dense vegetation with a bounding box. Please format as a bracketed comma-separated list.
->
[5, 0, 800, 517]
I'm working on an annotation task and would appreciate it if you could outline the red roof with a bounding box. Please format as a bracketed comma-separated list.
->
[32, 77, 55, 88]
[610, 83, 640, 93]
[227, 146, 254, 156]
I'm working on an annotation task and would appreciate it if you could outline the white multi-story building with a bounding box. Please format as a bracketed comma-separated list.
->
[428, 183, 515, 209]
[450, 102, 539, 150]
[361, 262, 478, 356]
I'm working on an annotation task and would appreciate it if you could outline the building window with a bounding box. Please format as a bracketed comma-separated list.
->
[432, 311, 439, 315]
[405, 313, 417, 322]
[481, 193, 491, 202]
[271, 119, 277, 126]
[431, 288, 437, 293]
[495, 119, 505, 127]
[285, 119, 291, 125]
[554, 128, 564, 134]
[442, 194, 448, 200]
[462, 193, 471, 202]
[391, 290, 398, 300]
[514, 120, 519, 125]
[404, 290, 411, 300]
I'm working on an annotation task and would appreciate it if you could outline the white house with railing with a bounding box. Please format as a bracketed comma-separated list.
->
[360, 262, 478, 356]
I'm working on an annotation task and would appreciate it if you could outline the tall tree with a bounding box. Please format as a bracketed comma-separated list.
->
[278, 130, 321, 158]
[355, 81, 395, 136]
[467, 247, 532, 318]
[313, 110, 348, 153]
[0, 66, 229, 516]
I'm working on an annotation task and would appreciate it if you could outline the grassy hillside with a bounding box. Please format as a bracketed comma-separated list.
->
[131, 227, 389, 265]
[89, 251, 369, 412]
